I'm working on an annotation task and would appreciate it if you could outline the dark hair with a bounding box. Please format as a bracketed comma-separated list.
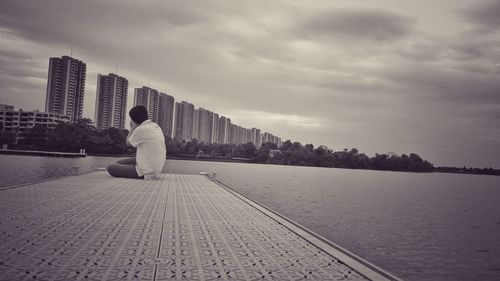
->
[129, 105, 148, 124]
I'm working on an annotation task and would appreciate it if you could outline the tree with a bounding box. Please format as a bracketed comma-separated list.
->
[220, 144, 233, 158]
[256, 145, 270, 163]
[184, 139, 199, 155]
[242, 142, 257, 159]
[280, 140, 292, 151]
[0, 131, 16, 147]
[165, 137, 183, 155]
[18, 125, 51, 150]
[305, 143, 314, 152]
[110, 128, 129, 152]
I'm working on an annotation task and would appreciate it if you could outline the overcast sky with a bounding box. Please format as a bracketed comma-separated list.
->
[1, 0, 499, 168]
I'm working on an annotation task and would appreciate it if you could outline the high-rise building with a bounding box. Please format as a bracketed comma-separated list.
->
[260, 132, 281, 147]
[245, 128, 252, 144]
[198, 108, 213, 143]
[262, 132, 271, 144]
[94, 73, 128, 130]
[174, 101, 194, 140]
[134, 86, 159, 121]
[250, 128, 262, 147]
[45, 56, 86, 121]
[211, 113, 219, 143]
[134, 86, 174, 137]
[158, 93, 175, 138]
[235, 125, 244, 145]
[256, 129, 262, 148]
[229, 123, 236, 144]
[218, 116, 231, 144]
[193, 109, 200, 140]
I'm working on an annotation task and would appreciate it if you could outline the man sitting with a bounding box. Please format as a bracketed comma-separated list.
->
[107, 105, 166, 179]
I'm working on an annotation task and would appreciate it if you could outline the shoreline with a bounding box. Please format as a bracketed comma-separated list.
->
[0, 148, 86, 158]
[2, 150, 499, 176]
[86, 153, 254, 163]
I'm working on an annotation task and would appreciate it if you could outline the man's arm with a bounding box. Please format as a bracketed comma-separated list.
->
[126, 121, 138, 146]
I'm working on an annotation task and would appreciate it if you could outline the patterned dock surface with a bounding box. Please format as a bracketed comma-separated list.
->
[0, 172, 397, 280]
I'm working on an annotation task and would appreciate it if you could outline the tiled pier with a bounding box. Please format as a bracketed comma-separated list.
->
[0, 172, 399, 280]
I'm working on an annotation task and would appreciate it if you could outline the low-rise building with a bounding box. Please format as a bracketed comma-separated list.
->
[0, 105, 70, 134]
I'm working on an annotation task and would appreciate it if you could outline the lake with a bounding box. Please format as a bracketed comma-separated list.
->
[1, 154, 499, 280]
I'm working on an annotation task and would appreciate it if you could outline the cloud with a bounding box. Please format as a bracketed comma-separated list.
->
[0, 0, 212, 43]
[381, 64, 500, 103]
[230, 110, 324, 129]
[295, 8, 416, 43]
[0, 51, 46, 80]
[0, 35, 48, 110]
[461, 0, 500, 31]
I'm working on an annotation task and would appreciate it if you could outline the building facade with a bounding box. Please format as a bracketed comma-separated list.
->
[174, 101, 195, 140]
[94, 73, 128, 130]
[261, 132, 282, 147]
[218, 116, 231, 144]
[197, 108, 214, 143]
[134, 87, 175, 137]
[0, 105, 70, 134]
[229, 123, 236, 144]
[250, 128, 262, 148]
[158, 93, 175, 138]
[211, 113, 219, 144]
[45, 56, 86, 122]
[192, 109, 200, 140]
[134, 86, 159, 122]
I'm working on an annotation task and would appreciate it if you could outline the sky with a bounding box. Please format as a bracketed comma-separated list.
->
[0, 0, 499, 168]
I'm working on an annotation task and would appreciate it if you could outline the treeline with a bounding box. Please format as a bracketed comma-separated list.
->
[264, 141, 435, 172]
[2, 119, 131, 154]
[166, 138, 435, 172]
[2, 119, 436, 172]
[436, 166, 500, 176]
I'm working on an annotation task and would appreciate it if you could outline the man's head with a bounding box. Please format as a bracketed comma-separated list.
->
[129, 105, 149, 125]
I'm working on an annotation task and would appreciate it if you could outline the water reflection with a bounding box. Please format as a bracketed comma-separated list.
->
[1, 156, 500, 280]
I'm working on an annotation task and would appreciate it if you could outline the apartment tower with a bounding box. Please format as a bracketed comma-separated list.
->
[193, 109, 200, 140]
[197, 108, 214, 143]
[211, 113, 219, 143]
[134, 86, 174, 137]
[134, 86, 159, 121]
[174, 101, 195, 140]
[94, 73, 128, 130]
[45, 56, 86, 121]
[218, 116, 231, 144]
[158, 93, 175, 138]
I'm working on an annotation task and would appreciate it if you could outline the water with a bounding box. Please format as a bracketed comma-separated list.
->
[1, 155, 500, 280]
[0, 154, 119, 187]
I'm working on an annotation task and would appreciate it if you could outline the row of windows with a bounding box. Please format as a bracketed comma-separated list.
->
[0, 113, 68, 118]
[2, 118, 66, 122]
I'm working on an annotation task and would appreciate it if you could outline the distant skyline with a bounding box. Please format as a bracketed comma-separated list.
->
[0, 0, 499, 168]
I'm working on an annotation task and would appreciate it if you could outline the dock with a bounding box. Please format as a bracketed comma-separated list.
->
[0, 172, 399, 280]
[0, 148, 86, 158]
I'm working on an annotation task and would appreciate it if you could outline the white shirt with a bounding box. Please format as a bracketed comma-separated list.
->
[127, 120, 166, 179]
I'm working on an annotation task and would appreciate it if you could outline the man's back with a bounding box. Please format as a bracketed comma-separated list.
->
[127, 120, 166, 179]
